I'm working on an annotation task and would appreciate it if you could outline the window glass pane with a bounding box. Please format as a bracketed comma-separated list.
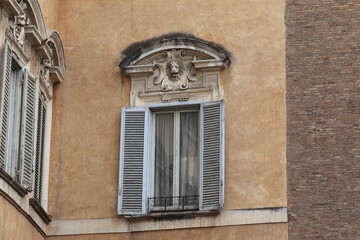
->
[154, 113, 174, 198]
[179, 112, 199, 198]
[7, 68, 22, 178]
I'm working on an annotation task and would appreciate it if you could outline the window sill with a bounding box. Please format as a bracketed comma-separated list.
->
[0, 168, 27, 197]
[125, 210, 220, 221]
[29, 198, 52, 224]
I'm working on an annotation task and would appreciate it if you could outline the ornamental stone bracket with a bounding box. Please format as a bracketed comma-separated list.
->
[39, 59, 53, 100]
[119, 34, 231, 107]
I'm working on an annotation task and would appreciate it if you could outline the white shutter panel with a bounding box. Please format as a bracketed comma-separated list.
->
[19, 70, 36, 191]
[34, 95, 46, 201]
[118, 107, 148, 215]
[200, 100, 225, 211]
[0, 42, 12, 169]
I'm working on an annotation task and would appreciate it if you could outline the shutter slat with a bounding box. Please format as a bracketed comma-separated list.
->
[0, 43, 12, 169]
[19, 72, 36, 191]
[200, 101, 224, 211]
[118, 108, 147, 215]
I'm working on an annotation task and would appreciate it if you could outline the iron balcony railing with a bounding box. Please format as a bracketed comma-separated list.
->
[148, 195, 199, 212]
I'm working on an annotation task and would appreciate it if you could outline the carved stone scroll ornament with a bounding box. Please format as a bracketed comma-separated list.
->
[152, 49, 199, 92]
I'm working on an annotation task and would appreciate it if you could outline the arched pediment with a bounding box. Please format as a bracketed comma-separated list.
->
[47, 30, 66, 79]
[0, 0, 47, 38]
[119, 33, 231, 107]
[37, 30, 66, 100]
[119, 33, 231, 69]
[25, 0, 47, 38]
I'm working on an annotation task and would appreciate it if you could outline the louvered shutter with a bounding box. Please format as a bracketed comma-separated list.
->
[200, 100, 225, 211]
[19, 70, 36, 191]
[118, 107, 148, 215]
[34, 95, 46, 201]
[0, 42, 12, 169]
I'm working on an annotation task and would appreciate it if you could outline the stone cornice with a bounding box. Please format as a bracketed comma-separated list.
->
[0, 0, 22, 16]
[24, 24, 44, 46]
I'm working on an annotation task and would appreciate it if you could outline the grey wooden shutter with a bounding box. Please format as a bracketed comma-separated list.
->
[0, 42, 12, 169]
[118, 107, 148, 215]
[34, 95, 46, 201]
[200, 100, 225, 211]
[19, 70, 36, 191]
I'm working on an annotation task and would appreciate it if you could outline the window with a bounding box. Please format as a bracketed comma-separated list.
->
[0, 42, 35, 190]
[150, 108, 200, 211]
[5, 57, 23, 180]
[118, 101, 224, 215]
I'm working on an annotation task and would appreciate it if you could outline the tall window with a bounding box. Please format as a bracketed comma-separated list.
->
[0, 43, 36, 191]
[5, 58, 23, 181]
[151, 110, 199, 211]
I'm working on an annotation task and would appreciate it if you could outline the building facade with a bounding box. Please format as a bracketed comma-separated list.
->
[0, 0, 357, 240]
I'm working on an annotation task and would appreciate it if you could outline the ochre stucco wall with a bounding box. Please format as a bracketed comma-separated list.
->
[48, 0, 286, 220]
[0, 195, 45, 240]
[38, 0, 59, 30]
[47, 223, 288, 240]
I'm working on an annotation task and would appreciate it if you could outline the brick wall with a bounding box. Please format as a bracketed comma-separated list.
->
[286, 1, 360, 239]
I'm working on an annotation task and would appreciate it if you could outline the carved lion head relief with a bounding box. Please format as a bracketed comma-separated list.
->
[166, 60, 184, 81]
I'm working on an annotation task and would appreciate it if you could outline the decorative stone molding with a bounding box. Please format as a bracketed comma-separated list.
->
[119, 34, 231, 107]
[47, 30, 66, 77]
[5, 27, 30, 62]
[24, 24, 44, 46]
[24, 0, 47, 38]
[36, 41, 52, 59]
[29, 198, 51, 224]
[39, 59, 53, 100]
[13, 12, 27, 46]
[5, 0, 29, 48]
[37, 31, 66, 100]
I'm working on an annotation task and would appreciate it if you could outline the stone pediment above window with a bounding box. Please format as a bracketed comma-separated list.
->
[119, 34, 231, 107]
[1, 0, 66, 101]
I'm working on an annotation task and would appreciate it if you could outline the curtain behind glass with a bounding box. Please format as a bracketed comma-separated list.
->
[154, 113, 174, 198]
[179, 112, 199, 198]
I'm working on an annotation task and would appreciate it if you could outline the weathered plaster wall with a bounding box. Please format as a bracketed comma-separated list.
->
[48, 223, 288, 240]
[49, 0, 286, 220]
[0, 195, 45, 240]
[38, 0, 59, 30]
